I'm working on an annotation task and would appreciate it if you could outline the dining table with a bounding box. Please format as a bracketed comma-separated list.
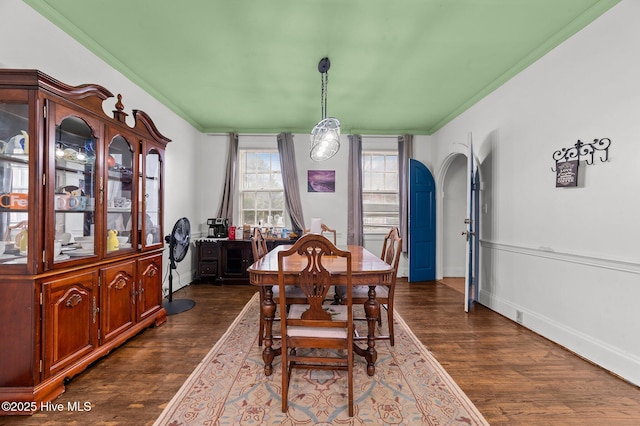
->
[248, 243, 394, 377]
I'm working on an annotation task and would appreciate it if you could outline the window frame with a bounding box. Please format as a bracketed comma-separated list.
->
[237, 148, 286, 227]
[361, 149, 399, 234]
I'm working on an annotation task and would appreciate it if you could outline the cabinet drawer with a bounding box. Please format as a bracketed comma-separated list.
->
[199, 243, 218, 260]
[199, 261, 218, 276]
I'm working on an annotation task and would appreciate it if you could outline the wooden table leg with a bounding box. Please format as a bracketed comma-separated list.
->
[261, 285, 279, 376]
[361, 285, 379, 376]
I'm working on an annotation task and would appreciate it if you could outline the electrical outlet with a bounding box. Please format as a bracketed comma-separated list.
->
[516, 310, 523, 324]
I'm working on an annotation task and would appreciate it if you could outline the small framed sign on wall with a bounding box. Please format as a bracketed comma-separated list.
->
[556, 160, 579, 187]
[308, 170, 335, 192]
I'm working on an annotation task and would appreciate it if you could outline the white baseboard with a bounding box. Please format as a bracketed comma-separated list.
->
[478, 265, 640, 387]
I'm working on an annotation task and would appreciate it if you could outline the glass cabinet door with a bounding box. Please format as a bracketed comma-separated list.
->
[140, 147, 163, 248]
[106, 135, 135, 253]
[53, 114, 98, 263]
[0, 101, 30, 266]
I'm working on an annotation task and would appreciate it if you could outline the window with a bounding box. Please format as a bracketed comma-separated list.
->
[238, 150, 285, 226]
[362, 150, 399, 233]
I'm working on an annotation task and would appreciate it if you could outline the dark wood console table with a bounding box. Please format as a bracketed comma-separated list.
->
[195, 238, 295, 283]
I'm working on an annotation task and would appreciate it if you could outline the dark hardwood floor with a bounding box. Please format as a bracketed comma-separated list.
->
[2, 279, 639, 425]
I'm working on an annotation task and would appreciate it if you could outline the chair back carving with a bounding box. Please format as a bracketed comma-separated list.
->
[279, 234, 350, 323]
[381, 227, 402, 272]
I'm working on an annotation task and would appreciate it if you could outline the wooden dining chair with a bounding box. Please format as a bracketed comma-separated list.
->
[252, 227, 270, 346]
[278, 233, 355, 416]
[252, 227, 306, 346]
[303, 223, 337, 244]
[251, 226, 269, 263]
[344, 227, 402, 346]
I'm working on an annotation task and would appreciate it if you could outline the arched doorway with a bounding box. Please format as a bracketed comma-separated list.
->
[442, 154, 467, 279]
[439, 154, 466, 293]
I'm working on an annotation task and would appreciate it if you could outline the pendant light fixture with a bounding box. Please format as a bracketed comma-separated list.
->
[310, 57, 341, 161]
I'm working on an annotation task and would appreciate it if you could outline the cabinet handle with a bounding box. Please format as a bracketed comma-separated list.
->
[92, 296, 97, 324]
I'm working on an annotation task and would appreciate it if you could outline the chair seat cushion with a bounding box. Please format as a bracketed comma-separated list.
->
[287, 326, 348, 338]
[351, 285, 389, 299]
[286, 304, 349, 338]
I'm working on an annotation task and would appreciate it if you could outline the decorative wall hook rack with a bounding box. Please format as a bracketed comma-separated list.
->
[551, 138, 611, 172]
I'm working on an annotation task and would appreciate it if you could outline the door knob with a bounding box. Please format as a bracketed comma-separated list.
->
[461, 230, 475, 241]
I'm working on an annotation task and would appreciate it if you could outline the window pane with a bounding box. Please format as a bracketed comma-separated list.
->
[363, 172, 371, 189]
[244, 173, 256, 189]
[363, 192, 383, 204]
[385, 173, 398, 191]
[246, 153, 257, 171]
[255, 192, 269, 209]
[244, 211, 255, 224]
[385, 193, 399, 204]
[256, 173, 269, 188]
[370, 172, 384, 189]
[242, 192, 255, 209]
[256, 153, 270, 171]
[271, 192, 284, 209]
[363, 156, 371, 172]
[371, 156, 384, 171]
[270, 171, 283, 189]
[271, 153, 281, 171]
[256, 211, 268, 224]
[386, 155, 398, 172]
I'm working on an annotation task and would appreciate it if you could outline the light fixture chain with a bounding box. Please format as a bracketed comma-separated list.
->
[321, 71, 327, 120]
[324, 71, 328, 120]
[310, 56, 340, 162]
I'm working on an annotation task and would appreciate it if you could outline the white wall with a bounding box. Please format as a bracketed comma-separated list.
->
[422, 0, 640, 385]
[196, 133, 232, 237]
[0, 1, 203, 295]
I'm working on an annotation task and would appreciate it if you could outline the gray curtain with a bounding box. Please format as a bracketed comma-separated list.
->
[217, 132, 238, 225]
[347, 135, 363, 245]
[277, 132, 305, 232]
[398, 134, 413, 252]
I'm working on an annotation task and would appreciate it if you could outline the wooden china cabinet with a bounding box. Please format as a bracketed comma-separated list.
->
[0, 69, 169, 414]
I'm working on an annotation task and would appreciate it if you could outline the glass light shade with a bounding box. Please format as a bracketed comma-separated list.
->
[310, 117, 341, 161]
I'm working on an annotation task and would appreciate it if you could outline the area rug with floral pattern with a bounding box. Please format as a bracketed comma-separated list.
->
[154, 292, 488, 425]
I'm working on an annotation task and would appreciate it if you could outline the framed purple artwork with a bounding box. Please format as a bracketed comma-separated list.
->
[308, 170, 335, 192]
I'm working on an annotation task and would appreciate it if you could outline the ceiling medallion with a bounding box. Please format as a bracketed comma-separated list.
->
[310, 57, 340, 161]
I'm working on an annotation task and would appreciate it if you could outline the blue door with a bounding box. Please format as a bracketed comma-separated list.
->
[409, 159, 436, 282]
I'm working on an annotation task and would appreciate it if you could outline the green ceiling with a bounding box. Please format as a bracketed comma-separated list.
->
[25, 0, 619, 135]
